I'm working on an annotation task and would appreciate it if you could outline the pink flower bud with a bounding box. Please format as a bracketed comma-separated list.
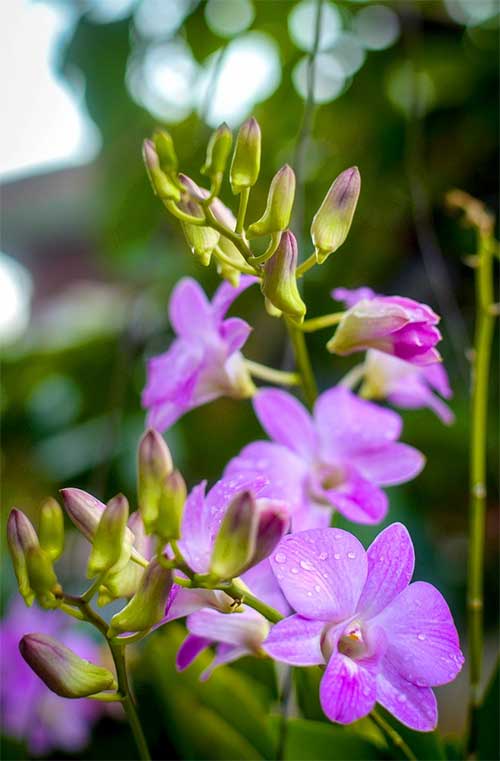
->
[7, 509, 39, 606]
[311, 167, 361, 262]
[262, 230, 306, 323]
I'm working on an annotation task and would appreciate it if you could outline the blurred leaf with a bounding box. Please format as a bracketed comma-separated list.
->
[279, 718, 381, 760]
[377, 707, 446, 760]
[478, 658, 500, 761]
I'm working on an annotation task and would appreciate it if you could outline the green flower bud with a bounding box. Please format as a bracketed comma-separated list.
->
[87, 494, 131, 579]
[153, 128, 178, 174]
[230, 117, 261, 194]
[210, 491, 258, 580]
[264, 297, 282, 318]
[178, 175, 219, 262]
[138, 429, 173, 534]
[247, 165, 296, 238]
[155, 470, 186, 542]
[261, 230, 306, 323]
[142, 140, 180, 202]
[39, 498, 64, 561]
[26, 545, 60, 609]
[19, 633, 117, 698]
[311, 166, 361, 263]
[108, 559, 172, 636]
[7, 509, 39, 606]
[98, 513, 150, 605]
[201, 122, 233, 182]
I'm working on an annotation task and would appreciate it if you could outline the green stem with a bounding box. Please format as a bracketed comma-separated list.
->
[296, 253, 317, 278]
[221, 579, 284, 624]
[467, 230, 496, 755]
[110, 642, 151, 761]
[248, 232, 282, 266]
[245, 359, 301, 387]
[370, 709, 417, 761]
[205, 206, 253, 259]
[165, 200, 205, 226]
[236, 187, 251, 233]
[300, 312, 345, 333]
[80, 572, 105, 603]
[213, 245, 258, 276]
[285, 318, 318, 407]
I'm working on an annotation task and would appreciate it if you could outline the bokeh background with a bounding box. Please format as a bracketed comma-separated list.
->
[1, 0, 498, 759]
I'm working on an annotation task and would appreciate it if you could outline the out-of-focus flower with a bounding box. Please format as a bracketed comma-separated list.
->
[360, 349, 454, 424]
[263, 524, 464, 730]
[226, 387, 424, 529]
[0, 600, 106, 755]
[177, 560, 289, 680]
[142, 277, 257, 431]
[329, 287, 442, 366]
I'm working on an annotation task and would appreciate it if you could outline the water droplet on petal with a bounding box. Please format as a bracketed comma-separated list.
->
[396, 693, 407, 702]
[300, 559, 314, 570]
[319, 552, 328, 560]
[314, 585, 321, 593]
[291, 567, 299, 574]
[334, 553, 341, 560]
[307, 591, 313, 597]
[334, 533, 342, 540]
[417, 633, 426, 641]
[275, 553, 287, 564]
[347, 552, 356, 559]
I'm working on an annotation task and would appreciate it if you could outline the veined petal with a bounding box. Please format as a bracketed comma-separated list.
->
[357, 524, 414, 619]
[322, 470, 388, 525]
[176, 634, 211, 671]
[253, 389, 316, 459]
[320, 654, 376, 724]
[187, 608, 268, 650]
[352, 443, 425, 486]
[142, 341, 202, 406]
[270, 529, 367, 621]
[169, 278, 213, 339]
[373, 581, 464, 687]
[376, 661, 437, 731]
[241, 559, 290, 616]
[263, 615, 325, 666]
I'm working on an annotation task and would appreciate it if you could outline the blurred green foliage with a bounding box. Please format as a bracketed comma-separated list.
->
[1, 0, 499, 758]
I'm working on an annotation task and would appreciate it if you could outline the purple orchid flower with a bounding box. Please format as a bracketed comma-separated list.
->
[142, 276, 257, 431]
[176, 560, 289, 680]
[225, 387, 424, 530]
[0, 599, 106, 756]
[263, 524, 464, 731]
[329, 287, 442, 366]
[361, 349, 454, 425]
[165, 473, 290, 622]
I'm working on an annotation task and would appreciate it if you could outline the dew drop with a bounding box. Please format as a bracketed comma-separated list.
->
[291, 567, 299, 574]
[322, 573, 329, 578]
[314, 585, 321, 593]
[396, 694, 407, 702]
[319, 552, 328, 560]
[347, 552, 356, 559]
[334, 553, 341, 560]
[362, 687, 371, 696]
[300, 560, 314, 571]
[307, 591, 313, 597]
[275, 553, 287, 564]
[334, 533, 342, 540]
[417, 633, 426, 641]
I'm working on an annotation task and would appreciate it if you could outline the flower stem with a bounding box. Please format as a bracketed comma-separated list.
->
[245, 359, 301, 387]
[467, 227, 496, 754]
[109, 642, 151, 761]
[300, 312, 345, 333]
[296, 253, 317, 278]
[222, 579, 284, 624]
[236, 187, 251, 234]
[285, 318, 318, 407]
[370, 709, 417, 761]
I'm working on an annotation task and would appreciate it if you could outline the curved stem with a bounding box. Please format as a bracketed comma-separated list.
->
[221, 579, 284, 624]
[213, 245, 258, 276]
[110, 642, 151, 761]
[245, 359, 301, 387]
[296, 253, 317, 278]
[370, 709, 417, 761]
[164, 200, 205, 226]
[205, 206, 253, 260]
[300, 312, 345, 333]
[467, 229, 496, 755]
[248, 232, 282, 266]
[285, 318, 318, 407]
[236, 187, 250, 234]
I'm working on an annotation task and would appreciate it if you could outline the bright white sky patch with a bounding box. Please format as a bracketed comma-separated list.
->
[0, 0, 100, 179]
[0, 252, 33, 345]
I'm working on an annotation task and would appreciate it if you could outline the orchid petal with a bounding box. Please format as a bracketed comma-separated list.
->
[169, 278, 213, 339]
[352, 444, 425, 486]
[176, 634, 211, 671]
[253, 389, 316, 459]
[263, 615, 325, 665]
[320, 654, 376, 724]
[376, 661, 437, 731]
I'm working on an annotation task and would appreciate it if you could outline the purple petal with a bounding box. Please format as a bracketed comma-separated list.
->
[225, 441, 307, 516]
[314, 387, 402, 459]
[422, 362, 452, 398]
[169, 278, 213, 339]
[352, 443, 425, 486]
[200, 643, 250, 681]
[387, 384, 454, 425]
[263, 615, 326, 665]
[142, 340, 202, 406]
[253, 389, 316, 459]
[270, 529, 367, 621]
[373, 581, 464, 687]
[241, 559, 290, 616]
[176, 634, 212, 671]
[211, 275, 258, 322]
[220, 317, 252, 353]
[320, 654, 376, 724]
[291, 501, 333, 532]
[332, 287, 376, 308]
[165, 585, 222, 621]
[376, 661, 437, 731]
[357, 524, 414, 619]
[178, 482, 211, 573]
[322, 470, 389, 525]
[187, 608, 268, 650]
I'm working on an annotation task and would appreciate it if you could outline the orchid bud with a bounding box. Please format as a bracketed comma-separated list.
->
[182, 219, 219, 265]
[201, 123, 233, 182]
[87, 494, 130, 579]
[39, 498, 64, 561]
[261, 230, 306, 323]
[311, 167, 361, 263]
[250, 499, 289, 567]
[230, 117, 261, 194]
[138, 429, 173, 534]
[153, 128, 178, 174]
[20, 634, 117, 698]
[247, 165, 296, 238]
[7, 509, 39, 606]
[98, 513, 151, 605]
[142, 140, 180, 202]
[108, 559, 172, 635]
[155, 470, 186, 542]
[25, 546, 60, 609]
[60, 488, 106, 541]
[210, 491, 258, 580]
[264, 298, 282, 318]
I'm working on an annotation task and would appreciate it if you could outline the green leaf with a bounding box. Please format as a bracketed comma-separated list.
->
[377, 707, 446, 760]
[280, 718, 382, 760]
[478, 658, 500, 761]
